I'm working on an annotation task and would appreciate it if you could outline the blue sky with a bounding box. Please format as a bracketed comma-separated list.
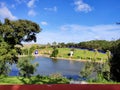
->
[0, 0, 120, 44]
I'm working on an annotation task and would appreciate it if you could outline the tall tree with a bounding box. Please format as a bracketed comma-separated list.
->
[110, 43, 120, 82]
[0, 18, 41, 46]
[0, 36, 11, 75]
[0, 18, 41, 63]
[0, 18, 41, 75]
[110, 21, 120, 82]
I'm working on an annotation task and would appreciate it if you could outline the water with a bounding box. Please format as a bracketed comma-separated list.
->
[33, 57, 85, 75]
[10, 56, 85, 79]
[9, 64, 19, 76]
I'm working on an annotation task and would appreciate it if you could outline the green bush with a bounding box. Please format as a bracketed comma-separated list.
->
[17, 56, 38, 78]
[50, 47, 59, 58]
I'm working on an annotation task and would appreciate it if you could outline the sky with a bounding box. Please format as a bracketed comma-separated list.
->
[0, 0, 120, 44]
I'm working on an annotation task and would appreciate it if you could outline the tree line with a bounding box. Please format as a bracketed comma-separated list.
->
[49, 39, 120, 52]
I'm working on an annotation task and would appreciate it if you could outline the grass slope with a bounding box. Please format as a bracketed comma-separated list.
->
[39, 48, 108, 61]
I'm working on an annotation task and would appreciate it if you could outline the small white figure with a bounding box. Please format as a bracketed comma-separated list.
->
[70, 51, 73, 57]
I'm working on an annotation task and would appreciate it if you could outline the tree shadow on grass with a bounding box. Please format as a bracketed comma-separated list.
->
[17, 75, 48, 84]
[17, 75, 70, 84]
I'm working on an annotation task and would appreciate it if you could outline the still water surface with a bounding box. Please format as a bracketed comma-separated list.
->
[10, 56, 85, 76]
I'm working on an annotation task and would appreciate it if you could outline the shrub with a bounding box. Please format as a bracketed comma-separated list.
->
[50, 47, 59, 58]
[17, 56, 38, 78]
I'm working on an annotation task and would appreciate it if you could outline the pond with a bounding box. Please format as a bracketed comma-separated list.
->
[9, 56, 86, 79]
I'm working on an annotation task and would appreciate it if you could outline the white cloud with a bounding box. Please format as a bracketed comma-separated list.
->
[60, 24, 120, 40]
[28, 9, 36, 16]
[41, 21, 48, 26]
[74, 0, 92, 12]
[0, 2, 17, 20]
[15, 0, 37, 8]
[37, 31, 75, 44]
[27, 0, 38, 17]
[36, 24, 120, 44]
[60, 24, 90, 31]
[60, 24, 120, 31]
[27, 0, 36, 8]
[44, 6, 57, 12]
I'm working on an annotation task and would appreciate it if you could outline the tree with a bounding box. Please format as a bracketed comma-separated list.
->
[0, 18, 41, 75]
[58, 42, 66, 48]
[109, 23, 120, 82]
[0, 18, 41, 63]
[0, 18, 41, 46]
[50, 47, 59, 58]
[22, 48, 29, 55]
[29, 44, 40, 55]
[17, 56, 39, 78]
[46, 43, 51, 48]
[0, 36, 11, 75]
[106, 50, 111, 60]
[52, 41, 57, 47]
[110, 43, 120, 82]
[80, 61, 94, 78]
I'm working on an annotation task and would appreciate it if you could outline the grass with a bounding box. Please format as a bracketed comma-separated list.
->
[0, 75, 70, 84]
[0, 76, 22, 84]
[38, 48, 108, 62]
[0, 76, 119, 84]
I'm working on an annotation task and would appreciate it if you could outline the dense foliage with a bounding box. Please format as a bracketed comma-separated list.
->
[56, 39, 120, 52]
[0, 19, 41, 45]
[0, 18, 41, 75]
[0, 36, 10, 75]
[79, 39, 120, 82]
[77, 40, 112, 51]
[110, 43, 120, 82]
[17, 56, 39, 77]
[21, 44, 41, 55]
[50, 47, 59, 58]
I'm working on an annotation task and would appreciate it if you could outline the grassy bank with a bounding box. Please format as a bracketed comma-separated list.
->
[38, 48, 108, 62]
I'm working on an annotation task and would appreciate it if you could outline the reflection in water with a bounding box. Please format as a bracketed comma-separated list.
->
[70, 60, 74, 64]
[10, 56, 85, 76]
[52, 58, 58, 63]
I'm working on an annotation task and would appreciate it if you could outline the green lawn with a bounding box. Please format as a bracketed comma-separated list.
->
[39, 48, 108, 62]
[0, 77, 23, 84]
[0, 76, 118, 84]
[0, 75, 69, 84]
